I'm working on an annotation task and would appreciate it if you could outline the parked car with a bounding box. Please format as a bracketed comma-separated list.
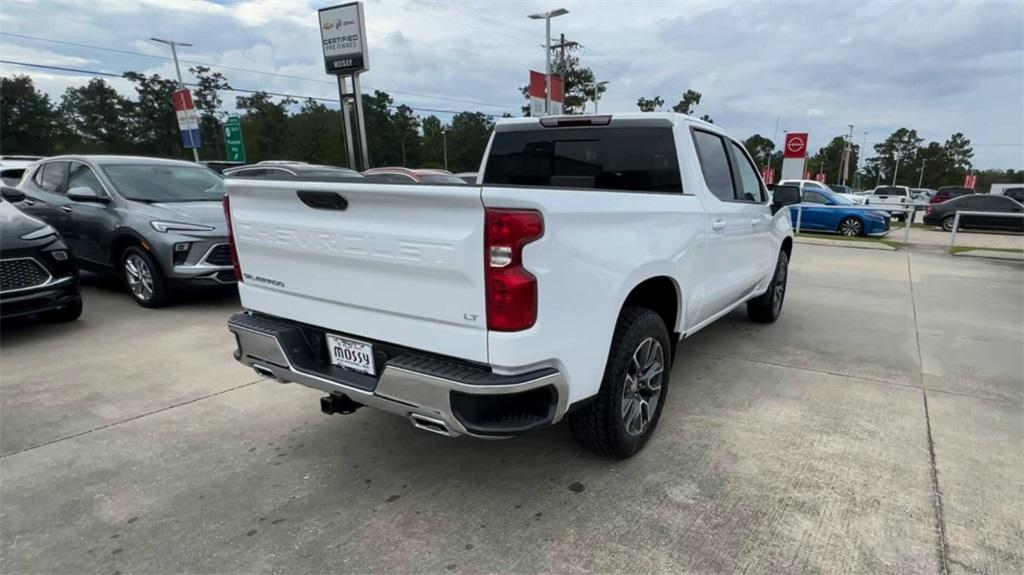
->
[790, 186, 891, 236]
[923, 194, 1024, 232]
[865, 185, 915, 220]
[16, 156, 232, 308]
[456, 172, 478, 184]
[1, 186, 82, 322]
[911, 188, 935, 201]
[778, 179, 865, 204]
[362, 167, 468, 184]
[200, 161, 245, 174]
[224, 112, 800, 458]
[930, 186, 975, 204]
[224, 163, 363, 181]
[990, 184, 1024, 203]
[0, 155, 45, 187]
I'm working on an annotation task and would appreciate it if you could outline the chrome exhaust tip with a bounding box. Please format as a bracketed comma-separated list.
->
[410, 414, 453, 437]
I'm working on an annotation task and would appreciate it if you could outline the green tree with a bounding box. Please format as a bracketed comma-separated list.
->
[636, 96, 664, 112]
[235, 92, 296, 162]
[943, 133, 973, 171]
[393, 104, 421, 167]
[284, 98, 343, 166]
[190, 66, 231, 160]
[742, 134, 776, 167]
[362, 90, 399, 167]
[58, 78, 135, 153]
[807, 136, 860, 185]
[123, 72, 183, 158]
[420, 115, 446, 169]
[446, 111, 493, 173]
[0, 75, 60, 155]
[869, 128, 923, 186]
[672, 89, 701, 114]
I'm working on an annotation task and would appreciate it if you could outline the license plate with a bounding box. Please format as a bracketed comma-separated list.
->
[326, 334, 375, 375]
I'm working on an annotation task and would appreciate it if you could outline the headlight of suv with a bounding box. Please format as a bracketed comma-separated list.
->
[150, 221, 216, 233]
[20, 224, 57, 240]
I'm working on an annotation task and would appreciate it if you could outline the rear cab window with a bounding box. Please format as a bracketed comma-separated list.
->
[875, 187, 906, 196]
[483, 126, 683, 193]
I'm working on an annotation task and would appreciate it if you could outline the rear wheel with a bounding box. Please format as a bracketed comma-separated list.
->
[570, 307, 671, 458]
[122, 246, 170, 308]
[838, 216, 863, 237]
[942, 216, 956, 232]
[747, 250, 789, 324]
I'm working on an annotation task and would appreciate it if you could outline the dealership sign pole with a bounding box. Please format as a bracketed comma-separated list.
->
[319, 2, 369, 171]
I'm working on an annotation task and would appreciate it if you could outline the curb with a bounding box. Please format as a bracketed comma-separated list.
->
[952, 249, 1024, 261]
[794, 236, 897, 251]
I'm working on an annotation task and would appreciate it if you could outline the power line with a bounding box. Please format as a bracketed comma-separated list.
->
[0, 31, 516, 111]
[0, 59, 504, 118]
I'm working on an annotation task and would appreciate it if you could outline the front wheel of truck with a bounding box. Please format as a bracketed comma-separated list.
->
[570, 306, 671, 459]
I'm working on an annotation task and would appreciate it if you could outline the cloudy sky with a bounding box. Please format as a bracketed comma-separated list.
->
[2, 0, 1021, 168]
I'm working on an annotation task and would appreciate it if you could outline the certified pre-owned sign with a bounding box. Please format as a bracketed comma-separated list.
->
[319, 2, 368, 75]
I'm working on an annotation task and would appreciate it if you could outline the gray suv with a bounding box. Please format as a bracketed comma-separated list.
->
[17, 156, 233, 307]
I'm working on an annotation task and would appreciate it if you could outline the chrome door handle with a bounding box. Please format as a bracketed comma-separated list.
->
[751, 219, 763, 227]
[711, 219, 727, 231]
[22, 200, 35, 206]
[61, 206, 73, 213]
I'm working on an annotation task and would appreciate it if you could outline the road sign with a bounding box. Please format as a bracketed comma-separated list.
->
[784, 133, 808, 158]
[319, 2, 368, 75]
[223, 116, 246, 163]
[172, 89, 201, 150]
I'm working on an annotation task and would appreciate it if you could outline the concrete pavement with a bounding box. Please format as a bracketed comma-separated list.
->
[1, 245, 1021, 574]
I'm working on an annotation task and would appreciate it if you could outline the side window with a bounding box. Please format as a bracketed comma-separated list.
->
[804, 182, 825, 191]
[803, 191, 828, 204]
[958, 197, 983, 209]
[692, 130, 736, 201]
[39, 161, 69, 194]
[67, 163, 105, 196]
[980, 196, 1013, 211]
[728, 141, 765, 203]
[33, 165, 46, 187]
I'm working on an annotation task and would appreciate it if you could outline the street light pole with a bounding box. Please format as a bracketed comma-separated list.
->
[528, 8, 569, 116]
[892, 151, 901, 185]
[151, 37, 199, 162]
[917, 158, 927, 188]
[443, 129, 448, 171]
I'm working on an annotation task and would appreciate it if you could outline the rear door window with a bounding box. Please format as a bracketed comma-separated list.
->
[39, 161, 69, 194]
[692, 130, 735, 201]
[728, 141, 765, 203]
[483, 127, 682, 193]
[803, 191, 828, 204]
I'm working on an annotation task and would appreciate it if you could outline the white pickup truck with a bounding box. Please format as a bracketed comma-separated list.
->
[225, 113, 799, 458]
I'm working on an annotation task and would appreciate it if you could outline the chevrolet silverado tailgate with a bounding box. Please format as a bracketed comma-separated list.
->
[226, 179, 488, 363]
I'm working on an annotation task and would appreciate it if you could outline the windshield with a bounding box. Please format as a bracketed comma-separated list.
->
[102, 164, 224, 202]
[419, 174, 468, 184]
[824, 189, 853, 204]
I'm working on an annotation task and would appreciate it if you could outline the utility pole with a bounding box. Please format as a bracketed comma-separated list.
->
[528, 8, 568, 116]
[151, 37, 199, 162]
[841, 124, 854, 186]
[892, 151, 901, 185]
[857, 131, 868, 189]
[917, 158, 927, 188]
[443, 129, 448, 171]
[584, 80, 608, 113]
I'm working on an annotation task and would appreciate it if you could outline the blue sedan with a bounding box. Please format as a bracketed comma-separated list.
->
[790, 188, 891, 236]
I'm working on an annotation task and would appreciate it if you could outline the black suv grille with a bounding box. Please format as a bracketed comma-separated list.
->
[1, 258, 50, 292]
[205, 244, 232, 266]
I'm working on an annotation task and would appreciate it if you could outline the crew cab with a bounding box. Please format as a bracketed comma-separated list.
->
[225, 113, 799, 458]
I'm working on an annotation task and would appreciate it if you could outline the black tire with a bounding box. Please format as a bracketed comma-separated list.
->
[570, 307, 671, 459]
[838, 216, 863, 237]
[122, 246, 170, 308]
[747, 250, 789, 324]
[38, 299, 83, 322]
[941, 216, 956, 232]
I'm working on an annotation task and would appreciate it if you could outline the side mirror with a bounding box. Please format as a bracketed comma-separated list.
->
[1, 185, 25, 203]
[67, 186, 108, 203]
[771, 184, 801, 214]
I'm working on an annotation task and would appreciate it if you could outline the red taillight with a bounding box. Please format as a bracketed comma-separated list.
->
[222, 195, 242, 282]
[485, 209, 543, 331]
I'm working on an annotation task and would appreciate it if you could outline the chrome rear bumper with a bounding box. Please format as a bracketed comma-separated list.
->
[228, 313, 568, 438]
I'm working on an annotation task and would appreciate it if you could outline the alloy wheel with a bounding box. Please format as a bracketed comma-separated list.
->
[621, 337, 664, 436]
[840, 219, 862, 236]
[772, 255, 788, 315]
[125, 254, 154, 302]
